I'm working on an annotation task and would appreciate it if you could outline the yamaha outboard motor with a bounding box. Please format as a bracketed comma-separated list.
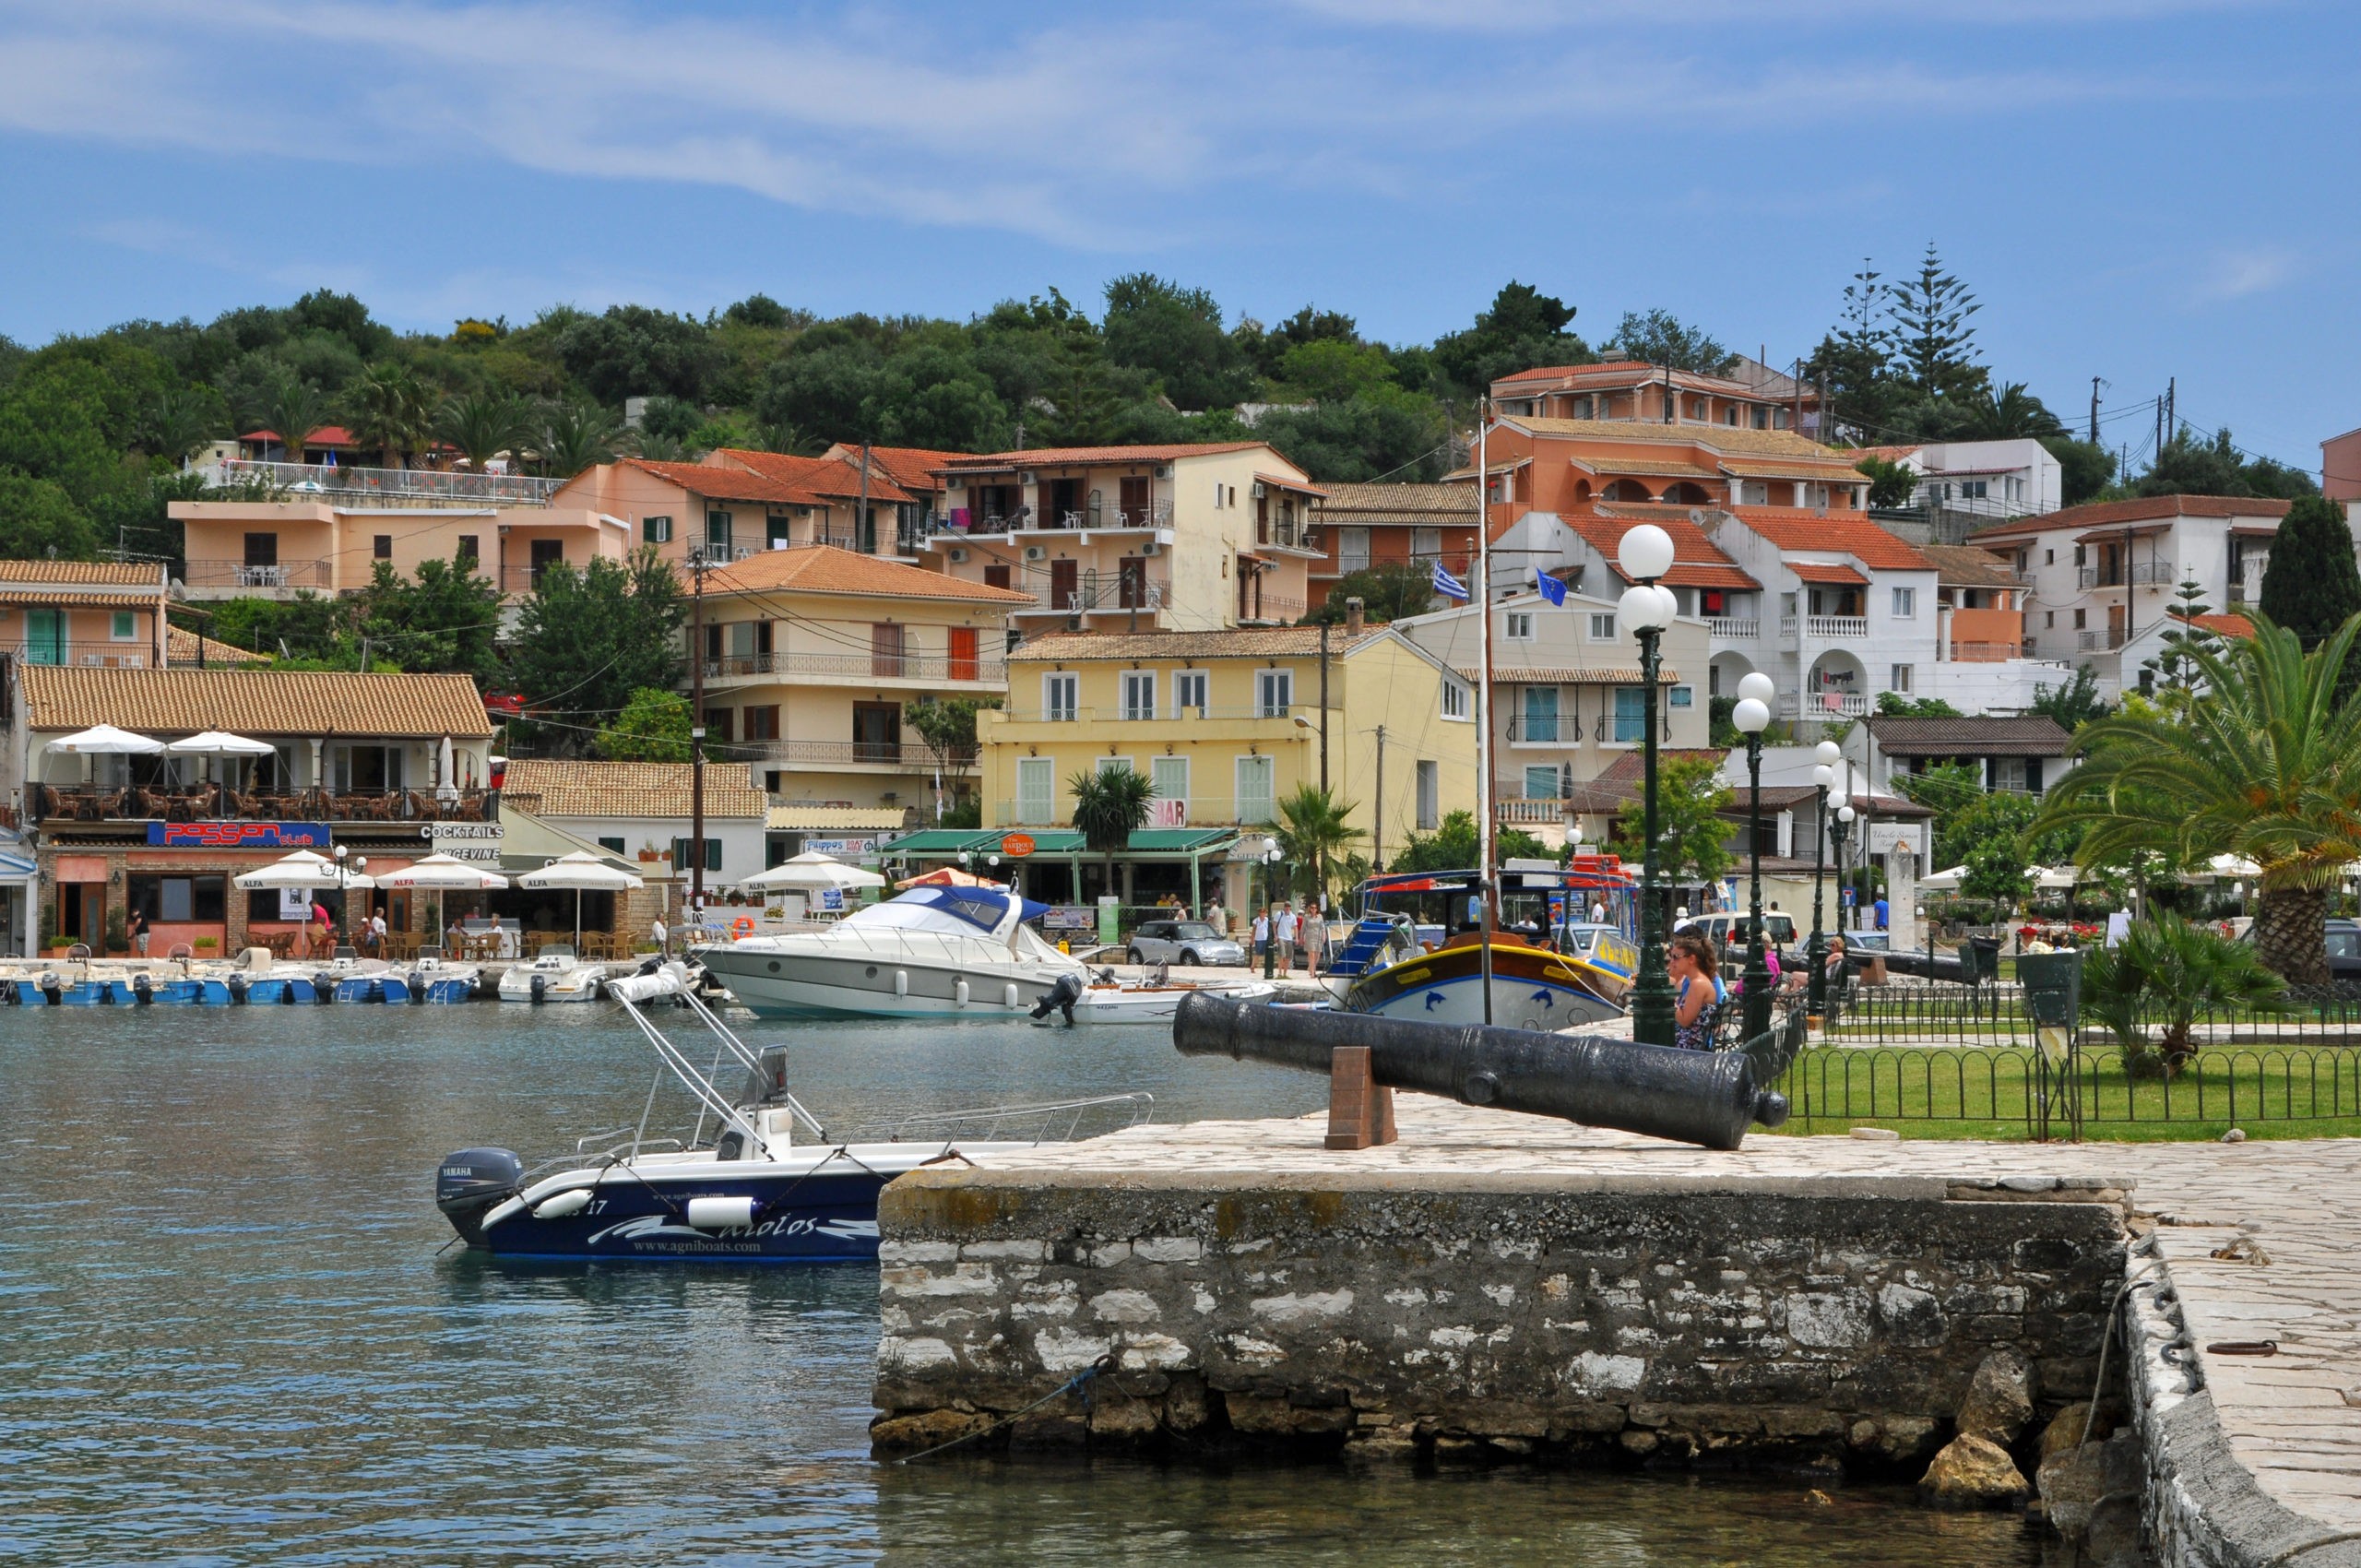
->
[1030, 970, 1086, 1025]
[434, 1147, 525, 1248]
[529, 972, 547, 1003]
[312, 973, 337, 1004]
[133, 972, 155, 1005]
[226, 971, 249, 1004]
[38, 972, 61, 1005]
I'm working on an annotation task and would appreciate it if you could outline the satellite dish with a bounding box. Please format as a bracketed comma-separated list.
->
[1688, 508, 1708, 528]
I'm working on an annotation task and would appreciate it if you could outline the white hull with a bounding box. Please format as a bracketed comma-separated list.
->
[497, 969, 604, 1002]
[698, 955, 1059, 1019]
[1041, 981, 1277, 1026]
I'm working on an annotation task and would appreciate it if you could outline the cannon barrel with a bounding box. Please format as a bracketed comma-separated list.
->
[1173, 993, 1788, 1151]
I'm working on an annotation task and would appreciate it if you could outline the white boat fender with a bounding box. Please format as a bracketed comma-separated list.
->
[1003, 982, 1020, 1009]
[685, 1195, 758, 1230]
[894, 969, 908, 998]
[532, 1188, 594, 1220]
[955, 979, 969, 1006]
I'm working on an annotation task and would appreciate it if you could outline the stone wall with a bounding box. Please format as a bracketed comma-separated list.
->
[872, 1168, 2130, 1469]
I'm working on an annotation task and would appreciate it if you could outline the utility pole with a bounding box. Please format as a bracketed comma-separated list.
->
[856, 439, 872, 553]
[2090, 377, 2102, 445]
[2166, 377, 2176, 443]
[690, 552, 707, 929]
[1318, 619, 1330, 794]
[1371, 724, 1385, 872]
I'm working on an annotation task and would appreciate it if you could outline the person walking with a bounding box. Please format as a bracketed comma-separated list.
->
[652, 915, 669, 957]
[1204, 897, 1228, 938]
[310, 898, 331, 956]
[1301, 903, 1327, 978]
[1251, 907, 1270, 968]
[1275, 902, 1299, 972]
[129, 908, 150, 957]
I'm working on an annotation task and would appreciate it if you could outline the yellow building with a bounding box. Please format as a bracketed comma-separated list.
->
[685, 544, 1031, 814]
[974, 617, 1477, 909]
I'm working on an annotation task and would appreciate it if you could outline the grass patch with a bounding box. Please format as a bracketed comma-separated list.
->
[1771, 1043, 2361, 1142]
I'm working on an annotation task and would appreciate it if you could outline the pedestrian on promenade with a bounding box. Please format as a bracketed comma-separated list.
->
[1252, 907, 1270, 968]
[1301, 903, 1326, 977]
[1276, 902, 1299, 972]
[129, 909, 149, 957]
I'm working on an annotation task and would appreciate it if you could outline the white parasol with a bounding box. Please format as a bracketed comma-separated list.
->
[518, 850, 644, 945]
[742, 851, 886, 893]
[163, 730, 278, 796]
[233, 849, 372, 889]
[375, 852, 509, 949]
[1919, 865, 1967, 891]
[44, 724, 163, 754]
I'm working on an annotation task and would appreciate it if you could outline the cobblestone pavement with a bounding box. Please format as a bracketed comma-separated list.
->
[971, 1099, 2361, 1534]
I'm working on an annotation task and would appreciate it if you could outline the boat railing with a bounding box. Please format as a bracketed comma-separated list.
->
[851, 1091, 1155, 1146]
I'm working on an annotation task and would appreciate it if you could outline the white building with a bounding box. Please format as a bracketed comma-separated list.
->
[1857, 439, 2063, 520]
[1964, 494, 2292, 695]
[498, 760, 771, 889]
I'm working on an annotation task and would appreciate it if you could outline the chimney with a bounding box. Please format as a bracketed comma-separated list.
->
[1345, 597, 1365, 636]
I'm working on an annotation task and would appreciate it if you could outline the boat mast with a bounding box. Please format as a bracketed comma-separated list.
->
[1476, 400, 1495, 1025]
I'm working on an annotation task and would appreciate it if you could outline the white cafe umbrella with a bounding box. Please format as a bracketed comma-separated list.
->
[2033, 864, 2080, 891]
[518, 850, 645, 946]
[45, 724, 164, 755]
[163, 730, 278, 796]
[740, 850, 886, 894]
[1920, 865, 1967, 891]
[233, 849, 373, 889]
[2207, 853, 2262, 880]
[375, 852, 509, 948]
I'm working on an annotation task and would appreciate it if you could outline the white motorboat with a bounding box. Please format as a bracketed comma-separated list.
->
[1029, 972, 1278, 1026]
[498, 945, 605, 1004]
[690, 883, 1086, 1020]
[403, 955, 483, 1004]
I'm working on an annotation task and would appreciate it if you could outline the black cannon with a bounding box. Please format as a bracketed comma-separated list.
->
[1172, 992, 1789, 1151]
[1875, 934, 2001, 986]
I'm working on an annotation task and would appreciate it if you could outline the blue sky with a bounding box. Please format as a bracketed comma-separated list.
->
[0, 0, 2352, 469]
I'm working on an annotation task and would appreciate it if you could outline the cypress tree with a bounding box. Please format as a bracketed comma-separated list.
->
[2258, 494, 2361, 647]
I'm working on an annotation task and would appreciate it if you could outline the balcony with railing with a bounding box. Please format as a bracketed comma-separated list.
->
[942, 499, 1175, 537]
[197, 457, 564, 506]
[28, 782, 494, 826]
[11, 640, 161, 671]
[1505, 710, 1648, 746]
[725, 738, 952, 771]
[1006, 703, 1336, 726]
[1779, 691, 1869, 719]
[2078, 560, 2169, 590]
[184, 558, 334, 592]
[700, 648, 1006, 685]
[1706, 616, 1759, 640]
[994, 794, 1273, 828]
[1778, 614, 1870, 640]
[2078, 627, 2129, 652]
[1010, 577, 1172, 618]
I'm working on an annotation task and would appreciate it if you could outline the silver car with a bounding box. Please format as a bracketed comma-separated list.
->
[1126, 919, 1246, 968]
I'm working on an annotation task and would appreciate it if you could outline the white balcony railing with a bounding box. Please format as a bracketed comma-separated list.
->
[199, 457, 562, 505]
[1790, 615, 1869, 639]
[1707, 617, 1759, 640]
[1781, 692, 1869, 718]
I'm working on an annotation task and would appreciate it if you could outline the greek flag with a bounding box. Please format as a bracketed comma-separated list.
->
[1535, 570, 1568, 607]
[1431, 560, 1468, 600]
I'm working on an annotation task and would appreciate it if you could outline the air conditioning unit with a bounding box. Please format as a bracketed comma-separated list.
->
[1024, 545, 1047, 562]
[1018, 470, 1037, 485]
[947, 547, 968, 564]
[1155, 464, 1172, 479]
[1139, 540, 1159, 556]
[1252, 481, 1266, 499]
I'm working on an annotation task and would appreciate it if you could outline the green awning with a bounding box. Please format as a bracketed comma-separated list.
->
[880, 826, 1238, 860]
[876, 829, 1003, 854]
[1127, 828, 1238, 851]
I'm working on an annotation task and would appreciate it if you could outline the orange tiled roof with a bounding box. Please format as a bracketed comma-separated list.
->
[819, 444, 962, 493]
[1722, 508, 1933, 571]
[940, 443, 1270, 469]
[1786, 560, 1869, 586]
[696, 544, 1032, 604]
[1966, 494, 2291, 541]
[500, 759, 766, 820]
[1566, 511, 1761, 592]
[2188, 612, 2254, 637]
[164, 624, 267, 665]
[696, 451, 918, 505]
[20, 667, 493, 738]
[0, 559, 165, 587]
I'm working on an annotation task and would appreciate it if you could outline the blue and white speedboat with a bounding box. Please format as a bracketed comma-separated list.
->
[435, 969, 1147, 1264]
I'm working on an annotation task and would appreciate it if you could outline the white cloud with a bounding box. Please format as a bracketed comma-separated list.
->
[2189, 247, 2298, 303]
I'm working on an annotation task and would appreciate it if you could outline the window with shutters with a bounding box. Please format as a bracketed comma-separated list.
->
[1150, 755, 1189, 807]
[1043, 672, 1078, 721]
[1525, 765, 1563, 802]
[1338, 527, 1370, 574]
[1016, 757, 1055, 823]
[1520, 685, 1560, 742]
[1613, 687, 1646, 743]
[1121, 671, 1155, 720]
[1416, 761, 1439, 830]
[706, 511, 733, 552]
[1236, 755, 1275, 824]
[1255, 669, 1292, 718]
[642, 514, 673, 544]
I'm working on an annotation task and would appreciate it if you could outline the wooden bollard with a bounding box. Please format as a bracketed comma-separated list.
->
[1324, 1044, 1397, 1149]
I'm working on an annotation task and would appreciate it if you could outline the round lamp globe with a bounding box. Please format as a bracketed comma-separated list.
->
[1736, 671, 1776, 706]
[1618, 523, 1676, 581]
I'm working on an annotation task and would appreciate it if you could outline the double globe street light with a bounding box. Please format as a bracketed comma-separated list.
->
[1730, 671, 1776, 1039]
[1807, 739, 1844, 1015]
[1615, 523, 1679, 1047]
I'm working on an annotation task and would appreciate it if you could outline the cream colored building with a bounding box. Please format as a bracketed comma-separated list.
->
[928, 443, 1326, 636]
[977, 620, 1476, 909]
[685, 545, 1030, 814]
[1393, 586, 1714, 845]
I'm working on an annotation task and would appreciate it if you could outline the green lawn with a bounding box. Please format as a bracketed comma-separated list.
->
[1770, 1043, 2361, 1142]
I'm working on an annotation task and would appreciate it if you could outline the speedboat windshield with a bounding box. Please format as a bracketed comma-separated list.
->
[840, 885, 1050, 936]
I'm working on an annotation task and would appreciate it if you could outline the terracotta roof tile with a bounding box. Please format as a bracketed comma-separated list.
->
[1918, 543, 2021, 588]
[1964, 494, 2292, 541]
[1011, 627, 1386, 662]
[1563, 511, 1761, 591]
[20, 667, 494, 739]
[941, 443, 1272, 469]
[818, 444, 963, 493]
[164, 624, 268, 666]
[623, 457, 824, 506]
[1315, 482, 1479, 528]
[697, 544, 1032, 603]
[1722, 509, 1933, 571]
[0, 559, 165, 587]
[240, 426, 360, 445]
[0, 588, 161, 607]
[500, 759, 766, 820]
[2189, 612, 2254, 637]
[706, 449, 918, 505]
[1862, 716, 2072, 755]
[1786, 560, 1868, 586]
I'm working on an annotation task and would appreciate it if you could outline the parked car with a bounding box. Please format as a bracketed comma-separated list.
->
[1127, 919, 1246, 968]
[2326, 918, 2361, 981]
[1678, 911, 1797, 956]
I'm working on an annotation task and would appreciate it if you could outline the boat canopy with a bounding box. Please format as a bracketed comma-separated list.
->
[841, 884, 1051, 936]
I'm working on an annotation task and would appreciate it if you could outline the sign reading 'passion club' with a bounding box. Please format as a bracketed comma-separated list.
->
[147, 821, 332, 849]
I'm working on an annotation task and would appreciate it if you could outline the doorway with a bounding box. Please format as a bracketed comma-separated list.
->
[852, 702, 902, 762]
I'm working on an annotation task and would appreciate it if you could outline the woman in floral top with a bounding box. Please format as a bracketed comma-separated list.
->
[1667, 932, 1725, 1051]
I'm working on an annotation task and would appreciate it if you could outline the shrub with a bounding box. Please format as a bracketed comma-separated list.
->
[2081, 909, 2292, 1076]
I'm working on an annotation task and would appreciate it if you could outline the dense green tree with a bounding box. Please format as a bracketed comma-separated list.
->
[2027, 664, 2112, 730]
[0, 469, 98, 558]
[139, 386, 227, 465]
[0, 360, 125, 504]
[438, 390, 533, 468]
[1384, 810, 1545, 875]
[1274, 338, 1398, 402]
[1601, 309, 1738, 375]
[344, 362, 441, 468]
[504, 550, 685, 754]
[1430, 281, 1590, 398]
[2042, 435, 2116, 506]
[1274, 784, 1368, 904]
[2258, 494, 2361, 647]
[1855, 454, 1918, 508]
[2136, 427, 2317, 501]
[594, 686, 694, 762]
[1304, 560, 1443, 624]
[1101, 273, 1253, 411]
[1873, 692, 1963, 717]
[538, 398, 620, 477]
[286, 289, 395, 361]
[1889, 244, 1987, 401]
[1609, 754, 1735, 885]
[906, 696, 992, 782]
[553, 303, 721, 404]
[1251, 390, 1446, 483]
[356, 557, 504, 682]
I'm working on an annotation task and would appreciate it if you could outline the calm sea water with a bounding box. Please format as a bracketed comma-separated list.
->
[0, 1004, 2046, 1566]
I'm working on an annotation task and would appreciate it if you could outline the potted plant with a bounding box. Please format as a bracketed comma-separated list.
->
[194, 936, 219, 953]
[637, 840, 662, 863]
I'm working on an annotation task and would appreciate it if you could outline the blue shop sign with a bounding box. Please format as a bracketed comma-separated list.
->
[147, 821, 333, 849]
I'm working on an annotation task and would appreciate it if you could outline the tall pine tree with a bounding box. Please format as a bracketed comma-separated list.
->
[2258, 494, 2361, 648]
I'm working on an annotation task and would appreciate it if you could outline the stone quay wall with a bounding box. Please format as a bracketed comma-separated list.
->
[871, 1167, 2130, 1468]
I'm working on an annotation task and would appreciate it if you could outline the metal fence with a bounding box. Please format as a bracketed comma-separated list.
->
[1772, 979, 2361, 1137]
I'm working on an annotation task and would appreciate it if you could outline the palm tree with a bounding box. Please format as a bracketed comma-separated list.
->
[139, 389, 221, 466]
[251, 373, 331, 465]
[1069, 764, 1154, 906]
[438, 391, 533, 470]
[344, 363, 441, 469]
[1274, 783, 1367, 905]
[539, 399, 620, 478]
[2034, 611, 2361, 983]
[2081, 909, 2291, 1075]
[1963, 381, 2064, 441]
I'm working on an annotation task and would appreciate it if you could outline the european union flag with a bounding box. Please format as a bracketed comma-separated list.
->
[1535, 570, 1568, 607]
[1431, 560, 1468, 600]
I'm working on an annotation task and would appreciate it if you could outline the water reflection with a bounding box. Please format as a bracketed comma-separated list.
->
[1, 1007, 2040, 1565]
